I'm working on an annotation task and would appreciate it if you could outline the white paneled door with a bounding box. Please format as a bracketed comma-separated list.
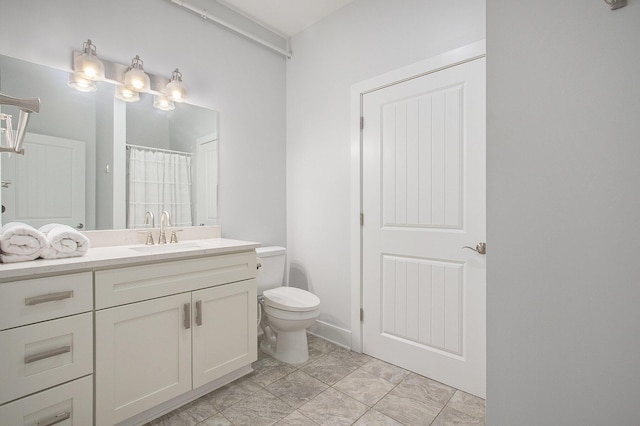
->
[362, 57, 486, 397]
[1, 133, 85, 229]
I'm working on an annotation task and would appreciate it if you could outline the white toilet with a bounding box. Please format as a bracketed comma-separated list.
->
[257, 246, 320, 364]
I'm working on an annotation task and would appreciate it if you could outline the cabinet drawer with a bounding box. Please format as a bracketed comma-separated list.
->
[95, 251, 257, 309]
[0, 375, 92, 426]
[0, 312, 93, 405]
[0, 272, 93, 331]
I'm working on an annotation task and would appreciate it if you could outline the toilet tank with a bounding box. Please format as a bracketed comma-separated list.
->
[256, 246, 286, 295]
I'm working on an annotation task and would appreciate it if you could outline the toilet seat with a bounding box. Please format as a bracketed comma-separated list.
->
[263, 287, 320, 312]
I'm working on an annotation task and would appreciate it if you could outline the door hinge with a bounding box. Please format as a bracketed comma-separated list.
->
[360, 308, 364, 322]
[360, 213, 364, 226]
[360, 117, 364, 130]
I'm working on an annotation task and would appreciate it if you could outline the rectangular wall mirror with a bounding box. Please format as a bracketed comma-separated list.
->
[0, 54, 219, 231]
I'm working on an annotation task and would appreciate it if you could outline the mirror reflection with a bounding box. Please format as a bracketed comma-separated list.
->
[0, 55, 218, 231]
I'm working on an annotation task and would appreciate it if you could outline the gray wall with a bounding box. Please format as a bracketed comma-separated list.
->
[0, 0, 286, 246]
[487, 0, 640, 423]
[286, 0, 485, 342]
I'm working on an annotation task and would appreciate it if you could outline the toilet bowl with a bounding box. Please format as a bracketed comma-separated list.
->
[257, 247, 320, 364]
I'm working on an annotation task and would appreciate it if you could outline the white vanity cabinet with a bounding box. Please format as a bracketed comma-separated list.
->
[94, 251, 257, 426]
[0, 272, 94, 426]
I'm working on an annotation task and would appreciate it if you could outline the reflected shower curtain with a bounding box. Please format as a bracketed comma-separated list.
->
[127, 147, 192, 228]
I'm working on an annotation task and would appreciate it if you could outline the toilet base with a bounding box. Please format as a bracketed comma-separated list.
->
[260, 330, 310, 364]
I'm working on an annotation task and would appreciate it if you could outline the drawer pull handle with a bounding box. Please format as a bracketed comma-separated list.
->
[195, 300, 203, 326]
[36, 411, 71, 426]
[24, 346, 71, 364]
[25, 291, 74, 306]
[184, 303, 191, 329]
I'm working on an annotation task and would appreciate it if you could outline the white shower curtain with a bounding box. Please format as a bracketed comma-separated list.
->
[127, 147, 192, 228]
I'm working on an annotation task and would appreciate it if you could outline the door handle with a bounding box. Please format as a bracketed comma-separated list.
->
[462, 242, 486, 255]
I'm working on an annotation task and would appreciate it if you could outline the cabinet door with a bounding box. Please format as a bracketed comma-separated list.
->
[95, 293, 192, 426]
[192, 279, 257, 388]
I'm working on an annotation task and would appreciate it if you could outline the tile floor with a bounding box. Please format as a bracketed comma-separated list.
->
[146, 335, 485, 426]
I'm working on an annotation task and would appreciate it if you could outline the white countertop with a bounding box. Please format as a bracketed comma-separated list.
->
[0, 238, 260, 281]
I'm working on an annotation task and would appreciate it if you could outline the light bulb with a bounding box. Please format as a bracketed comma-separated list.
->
[124, 55, 150, 92]
[166, 69, 187, 102]
[153, 94, 175, 111]
[68, 73, 97, 92]
[115, 85, 140, 102]
[74, 39, 105, 81]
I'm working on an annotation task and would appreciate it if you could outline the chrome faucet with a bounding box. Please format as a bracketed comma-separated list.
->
[144, 211, 155, 245]
[159, 211, 171, 244]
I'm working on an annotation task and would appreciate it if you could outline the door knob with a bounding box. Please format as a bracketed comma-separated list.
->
[462, 242, 486, 255]
[76, 223, 84, 230]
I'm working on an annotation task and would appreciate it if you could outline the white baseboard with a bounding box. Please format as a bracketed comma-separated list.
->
[308, 320, 352, 350]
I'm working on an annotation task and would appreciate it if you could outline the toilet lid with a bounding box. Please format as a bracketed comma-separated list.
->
[263, 287, 320, 312]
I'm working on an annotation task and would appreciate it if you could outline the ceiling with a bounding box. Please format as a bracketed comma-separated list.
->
[219, 0, 357, 37]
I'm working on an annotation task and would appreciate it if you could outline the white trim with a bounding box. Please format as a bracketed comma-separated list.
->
[116, 365, 252, 426]
[349, 40, 486, 353]
[113, 100, 127, 230]
[308, 320, 352, 349]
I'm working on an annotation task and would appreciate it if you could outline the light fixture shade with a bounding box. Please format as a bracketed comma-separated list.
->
[153, 94, 175, 111]
[166, 69, 187, 102]
[68, 73, 97, 92]
[124, 55, 150, 92]
[74, 39, 105, 81]
[115, 85, 140, 102]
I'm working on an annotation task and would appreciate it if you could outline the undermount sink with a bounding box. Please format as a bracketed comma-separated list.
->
[129, 242, 204, 254]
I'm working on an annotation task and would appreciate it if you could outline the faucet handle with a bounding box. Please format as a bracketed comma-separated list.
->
[170, 229, 183, 244]
[158, 230, 167, 245]
[145, 231, 155, 245]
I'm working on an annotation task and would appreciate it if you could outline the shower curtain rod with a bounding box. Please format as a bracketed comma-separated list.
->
[126, 144, 192, 156]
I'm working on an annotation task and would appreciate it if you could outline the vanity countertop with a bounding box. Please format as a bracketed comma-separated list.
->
[0, 238, 260, 281]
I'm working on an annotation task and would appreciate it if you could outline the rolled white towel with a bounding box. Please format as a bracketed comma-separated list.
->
[39, 223, 90, 259]
[0, 222, 48, 263]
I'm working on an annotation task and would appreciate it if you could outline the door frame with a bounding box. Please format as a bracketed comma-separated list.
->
[349, 40, 486, 352]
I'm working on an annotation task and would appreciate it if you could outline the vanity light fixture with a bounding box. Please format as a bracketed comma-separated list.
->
[114, 84, 140, 102]
[73, 39, 105, 81]
[153, 94, 175, 111]
[165, 69, 187, 102]
[67, 73, 97, 92]
[124, 55, 151, 92]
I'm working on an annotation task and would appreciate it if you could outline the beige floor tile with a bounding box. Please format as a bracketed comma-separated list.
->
[206, 375, 262, 411]
[276, 410, 320, 425]
[391, 373, 456, 408]
[374, 392, 442, 426]
[333, 369, 396, 406]
[252, 356, 299, 387]
[267, 370, 329, 408]
[302, 348, 371, 385]
[222, 389, 293, 426]
[299, 388, 369, 426]
[353, 409, 404, 425]
[431, 406, 485, 426]
[196, 413, 233, 426]
[445, 391, 485, 419]
[359, 358, 410, 385]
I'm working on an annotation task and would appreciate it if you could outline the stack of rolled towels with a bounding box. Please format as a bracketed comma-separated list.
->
[0, 222, 89, 263]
